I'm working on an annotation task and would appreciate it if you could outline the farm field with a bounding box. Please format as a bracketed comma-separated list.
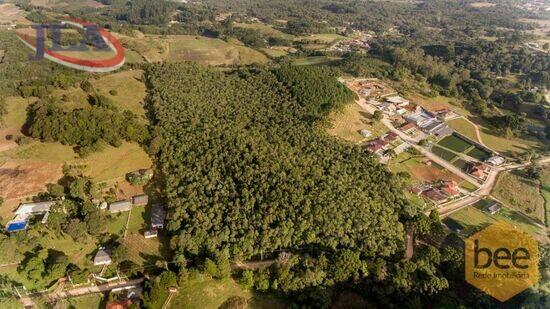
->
[327, 103, 388, 143]
[445, 200, 546, 242]
[170, 274, 285, 309]
[492, 170, 546, 223]
[465, 146, 491, 161]
[295, 33, 346, 44]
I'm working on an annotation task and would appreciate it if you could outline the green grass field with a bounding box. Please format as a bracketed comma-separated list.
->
[492, 170, 546, 223]
[327, 103, 388, 143]
[293, 56, 342, 66]
[437, 135, 474, 153]
[466, 147, 491, 161]
[170, 274, 284, 309]
[260, 48, 288, 58]
[36, 293, 105, 309]
[447, 118, 480, 143]
[431, 145, 458, 162]
[446, 200, 545, 241]
[234, 22, 294, 40]
[166, 35, 268, 66]
[2, 97, 35, 129]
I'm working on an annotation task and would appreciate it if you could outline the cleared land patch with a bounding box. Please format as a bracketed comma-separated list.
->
[170, 274, 285, 309]
[166, 36, 268, 65]
[388, 152, 462, 185]
[446, 200, 546, 242]
[327, 103, 388, 143]
[493, 170, 546, 223]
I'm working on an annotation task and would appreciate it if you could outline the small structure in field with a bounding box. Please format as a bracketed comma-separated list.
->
[93, 248, 112, 266]
[484, 201, 502, 215]
[132, 194, 148, 206]
[485, 156, 505, 166]
[109, 200, 132, 213]
[360, 129, 372, 138]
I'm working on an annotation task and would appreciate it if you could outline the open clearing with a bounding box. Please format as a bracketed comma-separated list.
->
[492, 170, 546, 224]
[469, 2, 496, 8]
[409, 95, 469, 116]
[447, 118, 481, 143]
[0, 3, 31, 25]
[388, 152, 463, 184]
[166, 35, 268, 65]
[446, 200, 546, 243]
[234, 22, 294, 40]
[170, 274, 284, 309]
[327, 103, 388, 143]
[294, 56, 342, 66]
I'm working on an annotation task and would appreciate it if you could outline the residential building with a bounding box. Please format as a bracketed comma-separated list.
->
[400, 122, 417, 134]
[109, 200, 132, 213]
[360, 129, 372, 138]
[15, 201, 56, 216]
[422, 188, 448, 203]
[484, 201, 502, 215]
[93, 248, 112, 266]
[379, 102, 397, 114]
[486, 156, 505, 166]
[385, 96, 409, 106]
[469, 162, 490, 179]
[441, 180, 460, 197]
[151, 204, 167, 229]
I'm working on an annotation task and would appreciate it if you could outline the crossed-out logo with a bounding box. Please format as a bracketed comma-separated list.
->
[465, 221, 539, 302]
[15, 18, 124, 72]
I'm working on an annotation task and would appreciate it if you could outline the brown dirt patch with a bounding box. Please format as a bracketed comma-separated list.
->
[0, 159, 62, 200]
[0, 129, 19, 152]
[410, 164, 462, 183]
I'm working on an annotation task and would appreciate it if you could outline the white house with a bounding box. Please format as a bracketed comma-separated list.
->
[486, 156, 505, 166]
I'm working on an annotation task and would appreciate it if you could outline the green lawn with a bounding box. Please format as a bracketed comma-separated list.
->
[293, 56, 342, 66]
[327, 103, 388, 143]
[166, 35, 268, 66]
[492, 170, 546, 224]
[36, 293, 105, 309]
[170, 274, 284, 309]
[431, 146, 458, 162]
[447, 201, 544, 240]
[91, 70, 147, 119]
[234, 22, 294, 40]
[447, 118, 480, 143]
[466, 147, 491, 161]
[106, 212, 130, 237]
[437, 135, 474, 153]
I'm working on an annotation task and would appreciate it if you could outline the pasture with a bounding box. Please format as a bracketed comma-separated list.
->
[164, 35, 268, 65]
[447, 118, 480, 143]
[492, 170, 546, 224]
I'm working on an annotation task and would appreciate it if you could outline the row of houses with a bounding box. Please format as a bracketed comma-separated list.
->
[411, 180, 461, 204]
[374, 96, 455, 138]
[364, 132, 399, 155]
[108, 194, 149, 213]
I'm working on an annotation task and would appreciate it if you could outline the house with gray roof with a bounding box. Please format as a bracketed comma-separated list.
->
[93, 248, 112, 266]
[151, 204, 167, 229]
[109, 200, 132, 213]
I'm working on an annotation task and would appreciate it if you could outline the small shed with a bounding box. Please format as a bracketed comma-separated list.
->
[132, 194, 148, 206]
[151, 204, 167, 229]
[109, 200, 132, 213]
[93, 248, 112, 266]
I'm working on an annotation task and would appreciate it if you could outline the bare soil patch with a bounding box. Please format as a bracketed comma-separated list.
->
[0, 159, 62, 200]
